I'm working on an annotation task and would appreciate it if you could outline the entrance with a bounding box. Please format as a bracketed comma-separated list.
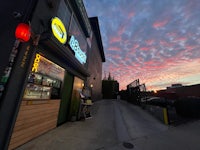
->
[57, 72, 74, 125]
[69, 77, 84, 121]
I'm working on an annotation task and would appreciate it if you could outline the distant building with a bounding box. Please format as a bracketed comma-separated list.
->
[167, 84, 183, 89]
[119, 90, 128, 100]
[102, 73, 119, 99]
[157, 84, 200, 99]
[173, 84, 200, 98]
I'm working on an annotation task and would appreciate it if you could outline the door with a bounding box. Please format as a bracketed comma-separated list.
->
[57, 72, 74, 125]
[69, 77, 84, 120]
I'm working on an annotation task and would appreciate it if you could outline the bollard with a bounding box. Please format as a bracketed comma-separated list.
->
[163, 108, 169, 125]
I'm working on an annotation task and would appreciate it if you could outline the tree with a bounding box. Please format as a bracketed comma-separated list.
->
[108, 72, 112, 80]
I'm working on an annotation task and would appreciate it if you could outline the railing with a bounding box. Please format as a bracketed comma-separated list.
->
[141, 97, 200, 126]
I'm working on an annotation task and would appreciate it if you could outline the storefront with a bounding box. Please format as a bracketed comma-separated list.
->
[0, 0, 105, 149]
[8, 0, 91, 149]
[24, 53, 65, 100]
[9, 53, 65, 149]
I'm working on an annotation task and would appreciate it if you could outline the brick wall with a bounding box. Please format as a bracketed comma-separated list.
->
[86, 33, 103, 101]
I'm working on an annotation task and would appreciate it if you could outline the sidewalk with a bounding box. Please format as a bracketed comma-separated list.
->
[17, 100, 118, 150]
[131, 120, 200, 150]
[16, 100, 200, 150]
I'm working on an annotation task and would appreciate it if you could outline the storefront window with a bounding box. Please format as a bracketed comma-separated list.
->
[57, 0, 89, 65]
[23, 53, 65, 100]
[69, 16, 88, 59]
[57, 0, 72, 30]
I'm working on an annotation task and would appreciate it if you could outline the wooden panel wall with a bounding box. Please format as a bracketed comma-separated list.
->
[9, 99, 60, 150]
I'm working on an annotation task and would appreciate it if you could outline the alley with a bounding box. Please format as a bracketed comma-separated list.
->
[17, 100, 200, 150]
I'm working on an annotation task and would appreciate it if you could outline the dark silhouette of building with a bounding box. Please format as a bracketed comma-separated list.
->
[102, 73, 119, 99]
[157, 84, 200, 99]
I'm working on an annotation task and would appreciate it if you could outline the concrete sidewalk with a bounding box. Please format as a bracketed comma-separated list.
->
[110, 119, 200, 150]
[17, 100, 200, 150]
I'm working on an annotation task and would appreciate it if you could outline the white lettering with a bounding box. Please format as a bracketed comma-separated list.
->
[69, 36, 86, 64]
[52, 24, 64, 39]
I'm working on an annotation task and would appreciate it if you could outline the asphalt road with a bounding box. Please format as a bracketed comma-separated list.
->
[17, 100, 200, 150]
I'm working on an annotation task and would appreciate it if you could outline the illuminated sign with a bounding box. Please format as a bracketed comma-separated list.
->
[69, 36, 87, 64]
[31, 53, 65, 80]
[51, 17, 67, 44]
[32, 54, 41, 72]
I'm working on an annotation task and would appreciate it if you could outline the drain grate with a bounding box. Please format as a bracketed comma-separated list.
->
[123, 142, 134, 149]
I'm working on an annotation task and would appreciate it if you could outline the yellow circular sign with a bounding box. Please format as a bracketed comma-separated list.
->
[51, 17, 67, 44]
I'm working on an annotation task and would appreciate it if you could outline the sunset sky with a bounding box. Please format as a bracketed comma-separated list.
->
[83, 0, 200, 91]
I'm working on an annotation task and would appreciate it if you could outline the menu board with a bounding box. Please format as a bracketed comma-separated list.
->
[23, 83, 52, 99]
[24, 72, 62, 99]
[32, 54, 65, 81]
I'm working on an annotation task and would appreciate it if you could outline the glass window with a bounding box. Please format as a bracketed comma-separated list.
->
[69, 16, 88, 55]
[23, 83, 51, 99]
[23, 53, 65, 100]
[57, 0, 72, 30]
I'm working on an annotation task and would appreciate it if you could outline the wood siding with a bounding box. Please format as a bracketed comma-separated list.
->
[9, 99, 60, 150]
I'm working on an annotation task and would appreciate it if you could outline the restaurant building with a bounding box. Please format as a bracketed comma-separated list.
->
[0, 0, 105, 149]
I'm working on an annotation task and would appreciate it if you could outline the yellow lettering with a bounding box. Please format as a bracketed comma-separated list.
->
[31, 54, 41, 72]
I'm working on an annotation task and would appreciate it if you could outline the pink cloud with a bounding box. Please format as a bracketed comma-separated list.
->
[124, 57, 130, 62]
[159, 40, 174, 47]
[104, 21, 199, 92]
[118, 25, 126, 35]
[108, 46, 121, 51]
[185, 45, 196, 51]
[140, 47, 149, 51]
[177, 37, 187, 41]
[116, 46, 194, 88]
[117, 50, 200, 90]
[137, 57, 144, 62]
[111, 54, 121, 60]
[145, 39, 154, 45]
[132, 44, 139, 49]
[153, 19, 168, 29]
[128, 11, 135, 19]
[167, 32, 177, 37]
[173, 37, 187, 43]
[143, 60, 166, 70]
[109, 36, 121, 43]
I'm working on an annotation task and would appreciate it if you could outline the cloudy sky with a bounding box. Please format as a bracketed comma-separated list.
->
[83, 0, 200, 91]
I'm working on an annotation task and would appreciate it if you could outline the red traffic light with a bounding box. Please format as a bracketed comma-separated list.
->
[15, 23, 31, 42]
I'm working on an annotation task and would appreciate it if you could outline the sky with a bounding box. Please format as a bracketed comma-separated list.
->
[83, 0, 200, 91]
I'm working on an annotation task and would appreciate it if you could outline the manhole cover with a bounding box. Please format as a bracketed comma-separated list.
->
[96, 147, 105, 150]
[123, 142, 134, 149]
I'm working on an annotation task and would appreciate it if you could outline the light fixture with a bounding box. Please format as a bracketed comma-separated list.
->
[15, 23, 31, 42]
[90, 84, 93, 88]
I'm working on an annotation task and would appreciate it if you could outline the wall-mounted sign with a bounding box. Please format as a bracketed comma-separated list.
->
[31, 53, 65, 81]
[51, 17, 67, 44]
[69, 36, 86, 64]
[32, 53, 41, 72]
